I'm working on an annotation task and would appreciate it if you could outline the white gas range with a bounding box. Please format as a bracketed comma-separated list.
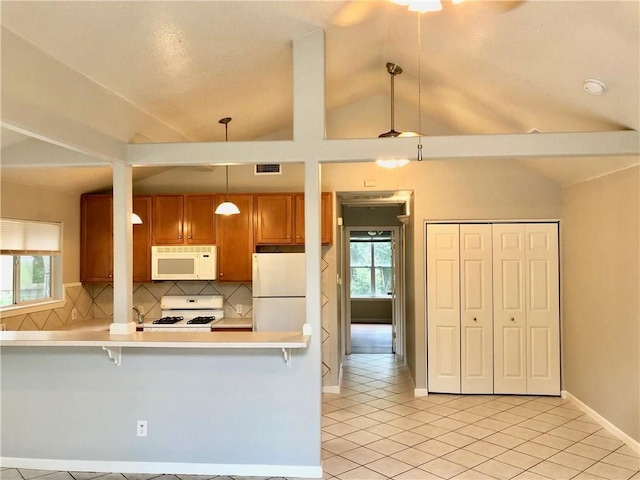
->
[143, 295, 224, 332]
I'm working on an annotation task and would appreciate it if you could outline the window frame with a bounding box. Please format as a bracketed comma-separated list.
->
[349, 238, 392, 298]
[0, 218, 63, 314]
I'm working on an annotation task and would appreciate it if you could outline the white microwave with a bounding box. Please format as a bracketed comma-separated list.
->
[151, 245, 217, 280]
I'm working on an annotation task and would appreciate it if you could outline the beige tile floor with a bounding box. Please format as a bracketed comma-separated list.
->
[2, 354, 639, 480]
[321, 354, 639, 480]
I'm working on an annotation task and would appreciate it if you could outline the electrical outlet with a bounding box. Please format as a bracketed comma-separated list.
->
[236, 304, 243, 315]
[71, 308, 78, 321]
[137, 420, 147, 437]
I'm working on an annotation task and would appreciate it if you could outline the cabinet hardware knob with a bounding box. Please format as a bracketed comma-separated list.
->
[188, 235, 192, 239]
[473, 317, 477, 322]
[510, 317, 515, 322]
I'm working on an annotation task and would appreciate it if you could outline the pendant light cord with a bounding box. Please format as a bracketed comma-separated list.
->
[224, 121, 229, 201]
[417, 12, 423, 161]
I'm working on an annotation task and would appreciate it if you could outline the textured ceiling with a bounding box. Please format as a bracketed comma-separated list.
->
[1, 0, 638, 189]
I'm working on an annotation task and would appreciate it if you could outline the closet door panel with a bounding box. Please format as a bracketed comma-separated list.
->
[525, 223, 560, 395]
[460, 224, 493, 394]
[427, 224, 461, 393]
[493, 224, 527, 394]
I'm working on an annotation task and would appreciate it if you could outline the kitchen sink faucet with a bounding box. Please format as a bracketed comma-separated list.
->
[132, 306, 145, 324]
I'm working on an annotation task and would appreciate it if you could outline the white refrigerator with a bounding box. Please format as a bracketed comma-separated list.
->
[252, 253, 306, 332]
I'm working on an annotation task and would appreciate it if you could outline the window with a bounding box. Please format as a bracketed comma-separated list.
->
[0, 219, 61, 308]
[350, 234, 392, 297]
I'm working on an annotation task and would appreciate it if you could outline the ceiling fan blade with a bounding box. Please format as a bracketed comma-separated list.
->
[330, 1, 379, 27]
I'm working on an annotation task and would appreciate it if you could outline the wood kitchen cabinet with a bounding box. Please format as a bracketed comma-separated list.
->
[153, 194, 216, 245]
[294, 193, 333, 245]
[81, 195, 113, 282]
[255, 192, 332, 246]
[254, 194, 293, 244]
[132, 195, 152, 282]
[216, 194, 254, 282]
[81, 194, 152, 283]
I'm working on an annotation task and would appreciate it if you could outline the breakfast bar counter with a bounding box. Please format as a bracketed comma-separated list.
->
[0, 329, 308, 349]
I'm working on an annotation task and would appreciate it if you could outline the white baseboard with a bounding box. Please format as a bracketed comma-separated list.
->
[0, 457, 323, 479]
[414, 388, 428, 397]
[562, 390, 640, 454]
[323, 386, 340, 394]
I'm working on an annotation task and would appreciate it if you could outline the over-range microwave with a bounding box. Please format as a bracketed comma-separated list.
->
[151, 245, 217, 280]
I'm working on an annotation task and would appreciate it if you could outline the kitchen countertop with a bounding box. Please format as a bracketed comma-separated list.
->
[0, 330, 309, 349]
[212, 317, 253, 329]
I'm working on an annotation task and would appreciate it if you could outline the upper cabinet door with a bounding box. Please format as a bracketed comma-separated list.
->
[185, 195, 216, 244]
[254, 194, 293, 245]
[321, 192, 333, 245]
[216, 194, 254, 282]
[133, 196, 152, 282]
[153, 195, 184, 244]
[293, 192, 333, 246]
[80, 195, 113, 282]
[294, 194, 305, 244]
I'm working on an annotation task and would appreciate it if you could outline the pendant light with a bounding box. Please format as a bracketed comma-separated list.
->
[131, 213, 143, 224]
[215, 117, 240, 216]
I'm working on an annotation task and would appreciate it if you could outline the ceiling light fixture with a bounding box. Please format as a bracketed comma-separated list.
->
[214, 117, 240, 216]
[392, 0, 464, 13]
[376, 159, 410, 169]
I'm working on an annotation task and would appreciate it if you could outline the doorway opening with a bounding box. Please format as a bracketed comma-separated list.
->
[337, 192, 411, 364]
[348, 229, 395, 354]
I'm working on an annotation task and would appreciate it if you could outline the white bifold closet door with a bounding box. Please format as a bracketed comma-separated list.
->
[428, 222, 559, 396]
[427, 224, 461, 393]
[460, 224, 494, 394]
[427, 224, 493, 394]
[493, 223, 560, 395]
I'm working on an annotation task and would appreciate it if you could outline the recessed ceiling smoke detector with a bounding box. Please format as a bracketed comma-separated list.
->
[583, 78, 607, 95]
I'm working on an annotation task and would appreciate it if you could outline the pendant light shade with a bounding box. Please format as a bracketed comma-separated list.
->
[215, 199, 241, 215]
[131, 213, 143, 224]
[215, 117, 240, 216]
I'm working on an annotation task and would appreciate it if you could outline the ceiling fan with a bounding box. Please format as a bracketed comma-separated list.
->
[379, 62, 420, 139]
[379, 62, 403, 138]
[330, 0, 525, 27]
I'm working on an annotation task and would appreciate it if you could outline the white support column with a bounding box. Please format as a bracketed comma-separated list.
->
[110, 163, 136, 335]
[294, 28, 325, 469]
[293, 29, 326, 143]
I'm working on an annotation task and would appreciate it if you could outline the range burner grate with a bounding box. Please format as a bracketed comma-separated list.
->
[187, 316, 216, 325]
[153, 316, 184, 325]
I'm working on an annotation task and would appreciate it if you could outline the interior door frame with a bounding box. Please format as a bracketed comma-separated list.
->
[342, 226, 404, 358]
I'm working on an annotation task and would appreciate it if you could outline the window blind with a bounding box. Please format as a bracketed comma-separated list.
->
[0, 218, 62, 254]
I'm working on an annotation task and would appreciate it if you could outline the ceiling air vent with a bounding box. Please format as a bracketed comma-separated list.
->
[254, 164, 282, 175]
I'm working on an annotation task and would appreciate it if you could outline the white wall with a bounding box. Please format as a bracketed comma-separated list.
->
[561, 166, 639, 442]
[0, 181, 80, 284]
[1, 345, 321, 476]
[324, 159, 563, 387]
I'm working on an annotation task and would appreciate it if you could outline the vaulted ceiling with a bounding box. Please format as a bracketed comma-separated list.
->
[1, 0, 639, 191]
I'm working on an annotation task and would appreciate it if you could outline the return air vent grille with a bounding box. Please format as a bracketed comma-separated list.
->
[255, 164, 282, 175]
